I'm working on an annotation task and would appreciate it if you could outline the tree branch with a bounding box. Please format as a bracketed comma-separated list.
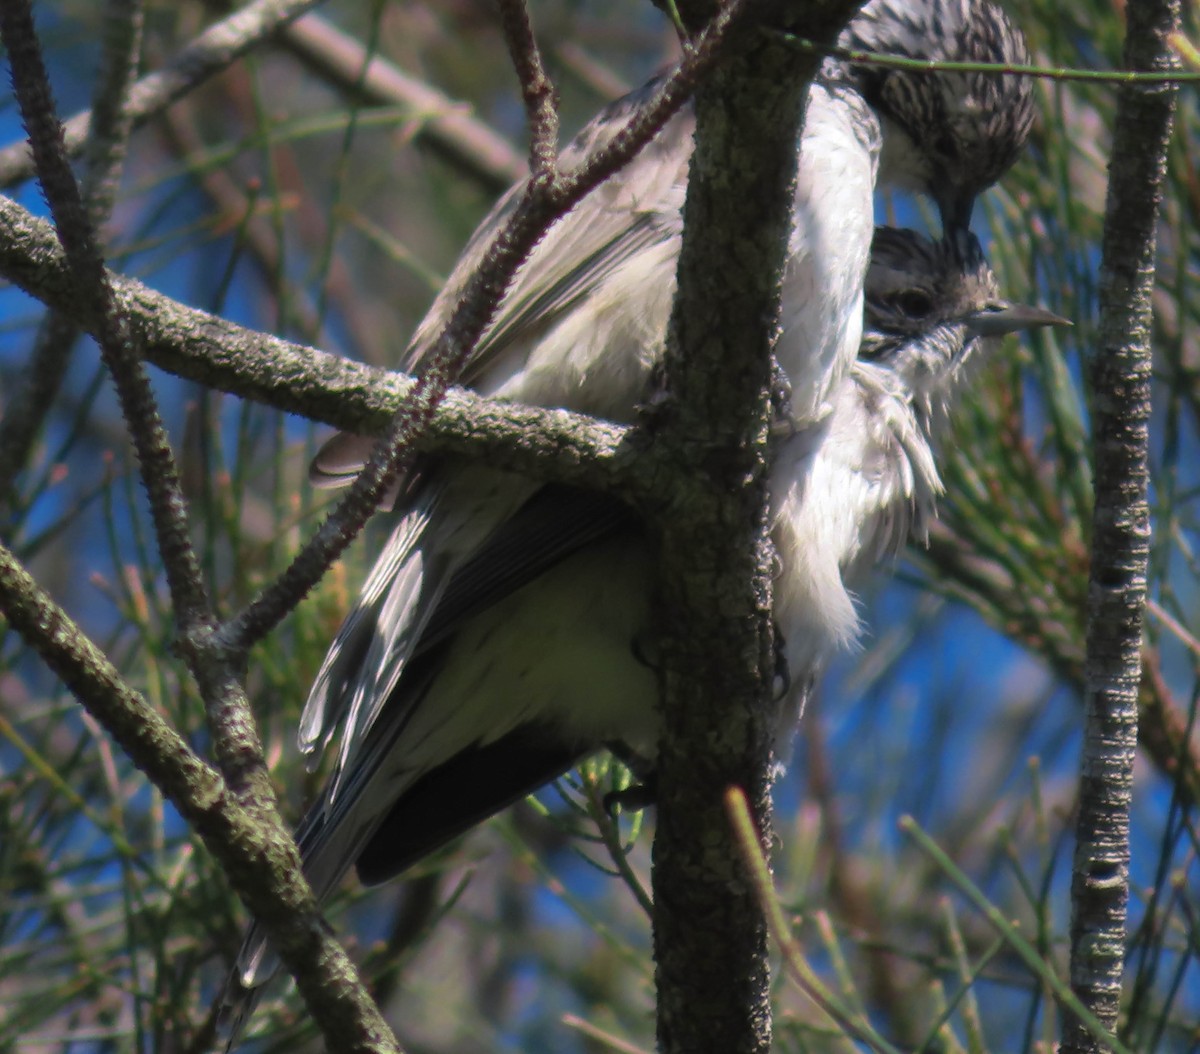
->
[0, 188, 636, 491]
[649, 1, 863, 1051]
[276, 12, 526, 193]
[1064, 0, 1181, 1049]
[0, 541, 400, 1054]
[0, 0, 143, 505]
[0, 0, 324, 190]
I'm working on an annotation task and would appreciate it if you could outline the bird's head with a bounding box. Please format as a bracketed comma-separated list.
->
[860, 226, 1069, 414]
[836, 0, 1035, 232]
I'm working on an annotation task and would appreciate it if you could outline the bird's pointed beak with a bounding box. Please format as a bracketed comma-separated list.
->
[966, 302, 1073, 339]
[938, 190, 976, 237]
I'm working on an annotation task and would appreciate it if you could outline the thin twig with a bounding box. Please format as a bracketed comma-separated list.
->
[278, 12, 525, 192]
[781, 33, 1200, 83]
[497, 0, 559, 178]
[0, 541, 401, 1054]
[0, 0, 144, 501]
[213, 0, 762, 654]
[0, 0, 209, 628]
[0, 0, 324, 189]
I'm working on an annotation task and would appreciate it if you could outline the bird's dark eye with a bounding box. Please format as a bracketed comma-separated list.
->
[891, 289, 935, 318]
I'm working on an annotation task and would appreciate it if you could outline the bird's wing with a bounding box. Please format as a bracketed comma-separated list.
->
[299, 477, 632, 766]
[352, 719, 586, 886]
[416, 484, 635, 652]
[297, 500, 443, 775]
[297, 491, 441, 761]
[298, 462, 557, 782]
[299, 80, 690, 767]
[236, 492, 645, 991]
[309, 78, 692, 486]
[303, 510, 654, 884]
[408, 79, 691, 386]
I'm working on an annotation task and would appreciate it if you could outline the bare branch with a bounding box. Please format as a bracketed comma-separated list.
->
[649, 0, 863, 1049]
[0, 0, 143, 500]
[0, 190, 632, 491]
[0, 0, 323, 189]
[1064, 0, 1181, 1047]
[497, 0, 560, 177]
[0, 0, 208, 628]
[0, 541, 400, 1054]
[279, 12, 526, 192]
[216, 0, 767, 654]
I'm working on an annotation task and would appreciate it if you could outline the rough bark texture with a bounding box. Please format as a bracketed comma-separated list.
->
[649, 3, 861, 1051]
[1064, 0, 1180, 1049]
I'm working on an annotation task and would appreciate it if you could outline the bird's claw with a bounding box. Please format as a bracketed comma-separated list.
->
[603, 779, 658, 815]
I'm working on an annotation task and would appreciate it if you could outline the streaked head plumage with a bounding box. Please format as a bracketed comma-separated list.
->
[834, 0, 1035, 229]
[860, 226, 1068, 395]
